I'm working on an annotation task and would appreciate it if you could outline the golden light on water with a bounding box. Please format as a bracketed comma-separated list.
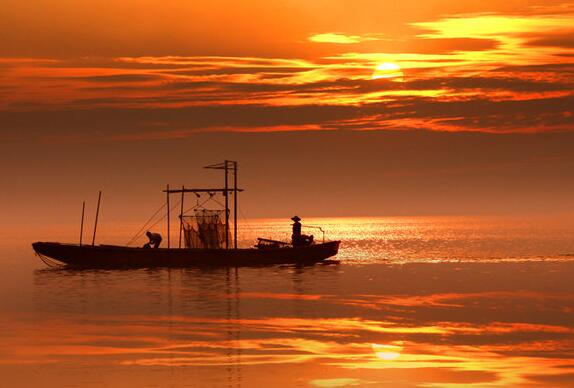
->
[371, 62, 404, 80]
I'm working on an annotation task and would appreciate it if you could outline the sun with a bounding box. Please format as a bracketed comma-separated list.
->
[371, 343, 403, 361]
[371, 62, 404, 80]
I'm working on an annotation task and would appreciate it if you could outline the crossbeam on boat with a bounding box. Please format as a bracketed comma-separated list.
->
[204, 162, 238, 170]
[163, 188, 244, 194]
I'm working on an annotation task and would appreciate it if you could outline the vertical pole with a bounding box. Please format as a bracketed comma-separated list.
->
[179, 186, 184, 248]
[166, 184, 171, 249]
[224, 160, 229, 249]
[79, 201, 85, 246]
[92, 191, 101, 246]
[233, 161, 238, 249]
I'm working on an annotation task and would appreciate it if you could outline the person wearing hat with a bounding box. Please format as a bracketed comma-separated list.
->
[291, 216, 313, 246]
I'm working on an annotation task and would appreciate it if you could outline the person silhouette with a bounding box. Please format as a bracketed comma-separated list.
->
[143, 231, 162, 249]
[291, 216, 313, 246]
[292, 216, 302, 245]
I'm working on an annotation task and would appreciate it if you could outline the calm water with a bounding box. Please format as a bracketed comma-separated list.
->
[1, 217, 574, 387]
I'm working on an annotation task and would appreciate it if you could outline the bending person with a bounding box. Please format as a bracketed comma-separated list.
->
[144, 231, 162, 249]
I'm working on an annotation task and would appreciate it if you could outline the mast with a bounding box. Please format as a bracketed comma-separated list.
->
[92, 191, 102, 246]
[166, 184, 170, 248]
[202, 160, 241, 250]
[79, 201, 85, 246]
[162, 161, 242, 249]
[224, 160, 229, 249]
[233, 161, 238, 249]
[179, 185, 184, 248]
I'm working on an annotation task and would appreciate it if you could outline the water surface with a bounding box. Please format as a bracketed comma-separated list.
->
[1, 217, 574, 387]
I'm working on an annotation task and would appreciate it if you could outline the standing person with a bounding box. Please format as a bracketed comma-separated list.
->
[144, 231, 162, 249]
[291, 216, 302, 246]
[291, 216, 313, 246]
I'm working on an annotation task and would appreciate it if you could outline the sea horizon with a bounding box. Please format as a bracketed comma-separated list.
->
[2, 216, 574, 386]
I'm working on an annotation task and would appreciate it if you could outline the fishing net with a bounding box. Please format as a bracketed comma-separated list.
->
[181, 209, 228, 249]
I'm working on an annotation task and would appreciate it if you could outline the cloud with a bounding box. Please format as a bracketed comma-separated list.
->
[406, 37, 500, 54]
[525, 372, 574, 385]
[75, 74, 163, 83]
[309, 378, 366, 387]
[525, 30, 574, 48]
[159, 66, 315, 77]
[413, 14, 574, 40]
[494, 63, 574, 74]
[2, 4, 574, 138]
[309, 33, 381, 44]
[379, 95, 574, 132]
[2, 92, 572, 146]
[2, 52, 574, 140]
[409, 76, 573, 92]
[0, 103, 363, 143]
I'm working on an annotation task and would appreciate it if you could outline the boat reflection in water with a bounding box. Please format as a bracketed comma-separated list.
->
[4, 259, 569, 387]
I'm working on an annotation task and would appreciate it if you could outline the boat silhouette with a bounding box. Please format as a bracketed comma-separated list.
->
[32, 160, 340, 268]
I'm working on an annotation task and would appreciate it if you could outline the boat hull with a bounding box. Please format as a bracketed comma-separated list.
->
[32, 241, 340, 268]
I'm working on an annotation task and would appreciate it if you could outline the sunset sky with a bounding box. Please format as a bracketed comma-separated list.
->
[1, 0, 573, 224]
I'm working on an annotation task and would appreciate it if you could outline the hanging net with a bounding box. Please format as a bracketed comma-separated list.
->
[181, 209, 228, 249]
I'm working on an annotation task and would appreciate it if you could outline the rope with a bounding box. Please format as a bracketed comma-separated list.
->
[210, 196, 226, 209]
[126, 202, 167, 246]
[126, 199, 181, 246]
[127, 192, 225, 247]
[237, 204, 249, 222]
[36, 252, 64, 268]
[182, 195, 215, 215]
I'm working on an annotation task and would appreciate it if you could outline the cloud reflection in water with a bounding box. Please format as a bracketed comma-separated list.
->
[0, 261, 570, 387]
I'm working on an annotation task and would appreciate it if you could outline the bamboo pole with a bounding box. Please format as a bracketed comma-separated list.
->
[166, 184, 170, 249]
[224, 161, 229, 249]
[179, 185, 184, 248]
[92, 191, 101, 246]
[233, 161, 238, 249]
[79, 201, 85, 246]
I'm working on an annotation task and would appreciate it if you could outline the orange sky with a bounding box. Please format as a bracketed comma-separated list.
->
[1, 0, 573, 133]
[1, 0, 573, 221]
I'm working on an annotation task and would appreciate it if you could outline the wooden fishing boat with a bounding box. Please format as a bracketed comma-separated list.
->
[32, 160, 341, 268]
[32, 241, 340, 268]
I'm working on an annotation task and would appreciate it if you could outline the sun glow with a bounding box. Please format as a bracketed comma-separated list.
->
[371, 62, 403, 80]
[371, 343, 403, 360]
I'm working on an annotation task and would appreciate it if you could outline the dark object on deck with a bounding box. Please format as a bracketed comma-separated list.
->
[32, 241, 340, 268]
